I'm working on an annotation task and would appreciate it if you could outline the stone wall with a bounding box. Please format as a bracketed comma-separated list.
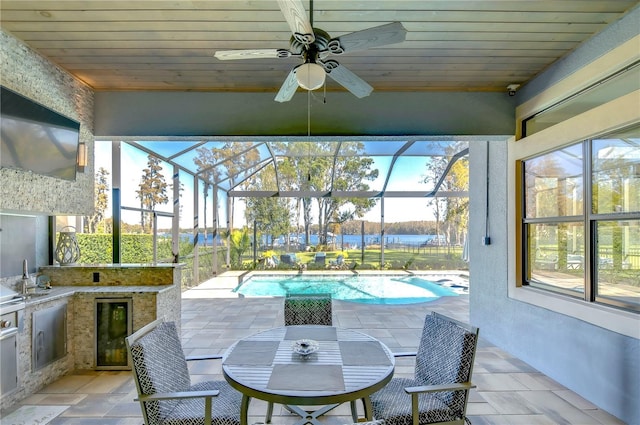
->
[41, 265, 177, 286]
[156, 285, 182, 333]
[0, 29, 94, 215]
[73, 291, 162, 370]
[71, 293, 95, 370]
[72, 287, 181, 370]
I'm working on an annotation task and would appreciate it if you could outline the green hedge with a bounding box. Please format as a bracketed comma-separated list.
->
[73, 233, 177, 263]
[70, 233, 218, 288]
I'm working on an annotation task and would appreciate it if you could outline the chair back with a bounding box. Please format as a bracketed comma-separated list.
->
[126, 320, 191, 425]
[414, 312, 478, 413]
[284, 293, 332, 325]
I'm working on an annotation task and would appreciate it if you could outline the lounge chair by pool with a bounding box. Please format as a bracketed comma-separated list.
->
[314, 252, 326, 265]
[280, 253, 298, 266]
[329, 254, 345, 269]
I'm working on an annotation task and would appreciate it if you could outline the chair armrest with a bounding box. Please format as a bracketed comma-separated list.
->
[137, 389, 220, 402]
[186, 354, 223, 361]
[393, 351, 417, 358]
[404, 382, 475, 394]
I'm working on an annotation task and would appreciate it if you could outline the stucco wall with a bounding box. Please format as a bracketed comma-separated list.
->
[0, 29, 94, 215]
[94, 90, 515, 137]
[469, 140, 640, 424]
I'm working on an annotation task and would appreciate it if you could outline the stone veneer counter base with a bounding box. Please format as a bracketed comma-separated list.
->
[0, 264, 182, 412]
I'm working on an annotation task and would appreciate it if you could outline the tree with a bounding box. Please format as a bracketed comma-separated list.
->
[136, 155, 169, 233]
[228, 227, 251, 266]
[276, 141, 378, 246]
[317, 143, 378, 244]
[247, 197, 291, 248]
[244, 166, 292, 248]
[445, 156, 469, 245]
[275, 142, 321, 246]
[84, 166, 109, 233]
[193, 142, 260, 233]
[422, 145, 469, 246]
[423, 156, 449, 243]
[333, 209, 355, 250]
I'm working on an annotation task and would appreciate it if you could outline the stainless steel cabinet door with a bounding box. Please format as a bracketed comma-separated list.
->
[0, 331, 18, 394]
[33, 304, 67, 371]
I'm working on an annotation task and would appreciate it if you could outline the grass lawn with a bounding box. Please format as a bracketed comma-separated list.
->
[243, 247, 468, 271]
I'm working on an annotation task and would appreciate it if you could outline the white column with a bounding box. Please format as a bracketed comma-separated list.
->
[193, 175, 200, 284]
[212, 186, 218, 274]
[226, 195, 231, 267]
[380, 197, 385, 268]
[172, 166, 180, 263]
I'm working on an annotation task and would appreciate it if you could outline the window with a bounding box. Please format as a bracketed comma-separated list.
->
[522, 126, 640, 312]
[522, 62, 640, 137]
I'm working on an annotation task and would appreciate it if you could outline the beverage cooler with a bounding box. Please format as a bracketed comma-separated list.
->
[95, 298, 132, 370]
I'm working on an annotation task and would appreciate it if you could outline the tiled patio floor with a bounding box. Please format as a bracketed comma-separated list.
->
[1, 272, 624, 425]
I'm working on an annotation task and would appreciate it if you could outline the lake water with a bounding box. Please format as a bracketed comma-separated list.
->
[177, 233, 443, 247]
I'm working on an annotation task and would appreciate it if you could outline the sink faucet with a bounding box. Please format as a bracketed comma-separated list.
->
[21, 259, 35, 295]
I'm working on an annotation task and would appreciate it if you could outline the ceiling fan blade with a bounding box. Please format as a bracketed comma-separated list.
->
[275, 68, 299, 103]
[214, 49, 292, 60]
[330, 22, 407, 54]
[277, 0, 315, 45]
[326, 64, 373, 98]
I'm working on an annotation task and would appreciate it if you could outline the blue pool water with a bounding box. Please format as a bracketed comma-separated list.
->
[233, 274, 463, 305]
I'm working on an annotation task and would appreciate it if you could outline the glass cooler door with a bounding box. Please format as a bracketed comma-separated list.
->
[95, 298, 132, 370]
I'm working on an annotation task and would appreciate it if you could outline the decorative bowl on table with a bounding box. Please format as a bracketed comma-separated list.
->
[292, 339, 319, 356]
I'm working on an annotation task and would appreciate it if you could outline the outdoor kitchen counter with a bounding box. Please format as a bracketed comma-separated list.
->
[37, 264, 183, 345]
[40, 263, 184, 287]
[1, 265, 183, 411]
[22, 284, 175, 307]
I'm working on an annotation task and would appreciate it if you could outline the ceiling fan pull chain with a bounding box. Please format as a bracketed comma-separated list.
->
[307, 88, 311, 137]
[307, 88, 312, 182]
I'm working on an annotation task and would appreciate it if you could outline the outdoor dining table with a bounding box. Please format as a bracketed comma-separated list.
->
[222, 325, 395, 425]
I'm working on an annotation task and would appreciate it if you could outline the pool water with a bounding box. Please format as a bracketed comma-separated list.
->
[233, 274, 463, 305]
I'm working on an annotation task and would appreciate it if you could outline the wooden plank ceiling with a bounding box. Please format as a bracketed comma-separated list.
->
[1, 1, 637, 93]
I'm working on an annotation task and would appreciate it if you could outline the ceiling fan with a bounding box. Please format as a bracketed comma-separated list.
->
[214, 0, 407, 102]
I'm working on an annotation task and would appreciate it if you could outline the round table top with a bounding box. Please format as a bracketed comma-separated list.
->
[222, 325, 395, 406]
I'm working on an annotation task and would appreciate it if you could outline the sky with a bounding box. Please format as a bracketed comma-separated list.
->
[95, 141, 439, 228]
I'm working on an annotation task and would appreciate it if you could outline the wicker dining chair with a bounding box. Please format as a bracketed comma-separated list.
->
[266, 293, 343, 423]
[369, 312, 479, 425]
[126, 319, 242, 425]
[344, 421, 386, 425]
[283, 292, 333, 326]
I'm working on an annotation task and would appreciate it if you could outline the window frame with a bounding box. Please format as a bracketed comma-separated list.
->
[509, 35, 640, 338]
[521, 132, 639, 312]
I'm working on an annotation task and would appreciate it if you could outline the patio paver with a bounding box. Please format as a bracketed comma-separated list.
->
[0, 272, 625, 425]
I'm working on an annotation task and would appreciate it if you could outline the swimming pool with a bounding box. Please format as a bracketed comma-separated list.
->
[233, 274, 466, 305]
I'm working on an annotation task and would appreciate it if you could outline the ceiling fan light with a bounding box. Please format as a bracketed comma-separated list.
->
[296, 63, 325, 90]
